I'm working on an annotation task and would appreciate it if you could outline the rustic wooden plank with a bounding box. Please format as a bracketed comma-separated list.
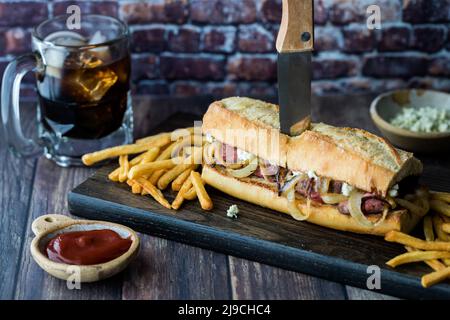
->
[229, 257, 346, 299]
[12, 157, 125, 299]
[0, 106, 37, 300]
[345, 286, 398, 300]
[122, 235, 231, 299]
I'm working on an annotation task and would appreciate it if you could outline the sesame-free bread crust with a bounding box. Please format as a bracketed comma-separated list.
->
[202, 97, 289, 167]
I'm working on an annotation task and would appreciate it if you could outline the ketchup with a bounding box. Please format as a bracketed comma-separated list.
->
[45, 229, 132, 265]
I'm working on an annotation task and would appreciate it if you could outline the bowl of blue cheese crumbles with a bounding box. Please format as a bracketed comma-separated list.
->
[370, 89, 450, 153]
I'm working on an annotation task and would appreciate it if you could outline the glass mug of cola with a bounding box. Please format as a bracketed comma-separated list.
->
[1, 15, 132, 166]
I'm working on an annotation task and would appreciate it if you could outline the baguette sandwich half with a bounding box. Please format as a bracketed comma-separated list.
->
[201, 97, 425, 236]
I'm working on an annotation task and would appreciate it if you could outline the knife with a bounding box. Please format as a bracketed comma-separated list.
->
[276, 0, 314, 135]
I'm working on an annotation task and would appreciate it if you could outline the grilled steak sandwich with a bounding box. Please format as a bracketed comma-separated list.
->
[201, 97, 425, 236]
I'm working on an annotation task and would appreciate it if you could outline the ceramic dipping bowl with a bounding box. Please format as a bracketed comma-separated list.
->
[370, 89, 450, 153]
[30, 214, 140, 283]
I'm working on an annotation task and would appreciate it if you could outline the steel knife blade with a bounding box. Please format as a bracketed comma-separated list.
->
[276, 0, 314, 135]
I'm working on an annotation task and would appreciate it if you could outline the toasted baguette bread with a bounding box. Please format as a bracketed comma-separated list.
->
[202, 97, 289, 167]
[287, 123, 423, 196]
[202, 165, 421, 236]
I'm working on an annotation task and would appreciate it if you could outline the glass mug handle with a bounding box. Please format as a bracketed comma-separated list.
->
[1, 53, 42, 157]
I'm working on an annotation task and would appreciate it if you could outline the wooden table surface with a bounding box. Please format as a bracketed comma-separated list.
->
[2, 94, 449, 300]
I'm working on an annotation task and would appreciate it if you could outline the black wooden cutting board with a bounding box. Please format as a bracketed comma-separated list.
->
[68, 112, 450, 300]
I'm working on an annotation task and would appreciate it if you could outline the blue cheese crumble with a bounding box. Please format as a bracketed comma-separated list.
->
[390, 107, 450, 133]
[227, 205, 239, 219]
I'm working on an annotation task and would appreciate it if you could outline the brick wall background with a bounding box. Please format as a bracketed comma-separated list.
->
[0, 0, 449, 98]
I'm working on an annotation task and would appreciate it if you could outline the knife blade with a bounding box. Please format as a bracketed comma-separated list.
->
[276, 0, 314, 135]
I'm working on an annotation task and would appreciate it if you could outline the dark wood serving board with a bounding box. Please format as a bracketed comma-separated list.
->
[68, 112, 450, 300]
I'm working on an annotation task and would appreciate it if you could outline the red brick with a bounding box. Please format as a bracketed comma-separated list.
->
[260, 0, 281, 23]
[342, 26, 376, 53]
[53, 1, 118, 17]
[206, 82, 238, 96]
[403, 0, 450, 23]
[313, 57, 359, 80]
[1, 28, 31, 55]
[171, 81, 204, 96]
[340, 78, 373, 94]
[227, 55, 276, 81]
[312, 81, 342, 95]
[168, 27, 201, 53]
[136, 80, 170, 95]
[237, 82, 276, 97]
[314, 0, 329, 25]
[428, 57, 450, 77]
[363, 55, 429, 78]
[315, 27, 342, 51]
[411, 25, 446, 53]
[190, 0, 256, 24]
[160, 54, 225, 80]
[375, 79, 407, 92]
[238, 25, 274, 53]
[408, 78, 450, 92]
[120, 0, 188, 24]
[260, 0, 328, 25]
[329, 0, 401, 25]
[202, 26, 236, 53]
[131, 28, 166, 53]
[132, 55, 159, 81]
[378, 25, 411, 52]
[0, 2, 48, 27]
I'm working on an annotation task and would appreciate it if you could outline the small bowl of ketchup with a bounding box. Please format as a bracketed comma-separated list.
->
[30, 214, 140, 283]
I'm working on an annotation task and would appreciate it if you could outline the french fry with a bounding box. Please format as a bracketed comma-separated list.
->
[118, 155, 129, 183]
[190, 171, 213, 211]
[421, 266, 450, 288]
[432, 214, 450, 266]
[423, 215, 435, 241]
[386, 250, 450, 268]
[131, 182, 142, 194]
[431, 199, 450, 217]
[431, 191, 450, 204]
[158, 164, 195, 190]
[108, 147, 160, 181]
[385, 230, 450, 251]
[108, 170, 120, 182]
[171, 177, 193, 210]
[135, 178, 171, 209]
[405, 246, 446, 272]
[172, 167, 195, 192]
[82, 139, 169, 166]
[395, 198, 426, 217]
[443, 223, 450, 234]
[433, 214, 450, 242]
[128, 158, 181, 179]
[136, 127, 194, 145]
[135, 132, 170, 145]
[140, 147, 161, 164]
[184, 187, 197, 200]
[149, 169, 167, 186]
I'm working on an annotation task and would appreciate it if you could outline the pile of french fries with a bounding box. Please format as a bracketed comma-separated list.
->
[385, 191, 450, 288]
[82, 127, 213, 211]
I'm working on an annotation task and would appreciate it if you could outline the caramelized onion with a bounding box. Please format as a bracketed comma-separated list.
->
[203, 142, 215, 165]
[280, 174, 303, 195]
[321, 193, 348, 205]
[348, 191, 388, 227]
[226, 156, 257, 178]
[317, 177, 331, 194]
[286, 189, 310, 221]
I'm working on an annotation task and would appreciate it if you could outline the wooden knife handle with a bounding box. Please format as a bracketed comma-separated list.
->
[276, 0, 314, 53]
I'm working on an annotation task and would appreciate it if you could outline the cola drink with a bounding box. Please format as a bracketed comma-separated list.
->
[36, 31, 131, 139]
